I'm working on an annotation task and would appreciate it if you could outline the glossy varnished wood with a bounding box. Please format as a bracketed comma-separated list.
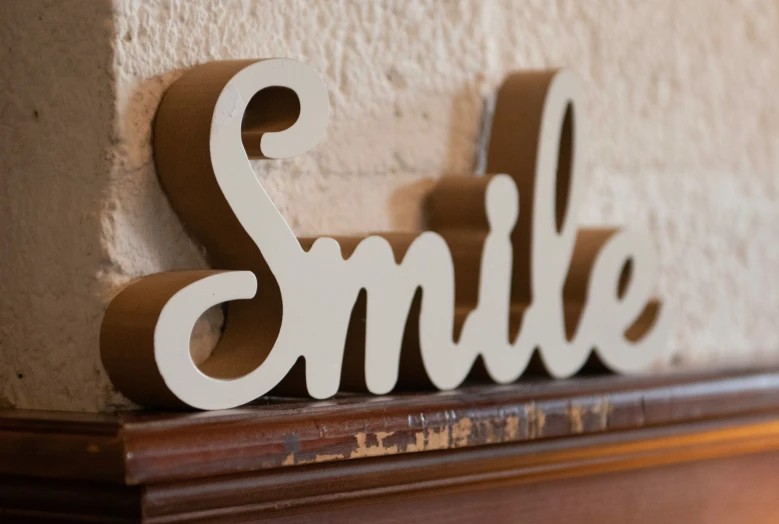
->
[229, 450, 779, 524]
[2, 368, 779, 522]
[135, 415, 779, 522]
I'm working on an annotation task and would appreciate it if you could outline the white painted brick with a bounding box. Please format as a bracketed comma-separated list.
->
[1, 0, 778, 411]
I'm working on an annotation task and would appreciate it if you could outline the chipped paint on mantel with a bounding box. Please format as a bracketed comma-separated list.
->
[275, 394, 615, 467]
[102, 370, 779, 484]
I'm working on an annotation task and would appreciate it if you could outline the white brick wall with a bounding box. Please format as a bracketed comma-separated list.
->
[2, 0, 778, 411]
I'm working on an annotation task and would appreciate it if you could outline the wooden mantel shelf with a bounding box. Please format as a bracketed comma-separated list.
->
[3, 368, 779, 522]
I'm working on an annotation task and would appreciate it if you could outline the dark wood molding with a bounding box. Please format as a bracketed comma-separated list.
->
[3, 368, 779, 522]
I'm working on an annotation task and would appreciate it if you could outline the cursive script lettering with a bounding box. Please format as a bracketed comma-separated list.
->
[100, 59, 669, 410]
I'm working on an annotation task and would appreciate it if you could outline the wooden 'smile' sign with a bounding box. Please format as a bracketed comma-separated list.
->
[100, 59, 669, 410]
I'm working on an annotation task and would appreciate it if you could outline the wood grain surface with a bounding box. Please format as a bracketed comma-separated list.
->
[2, 368, 779, 522]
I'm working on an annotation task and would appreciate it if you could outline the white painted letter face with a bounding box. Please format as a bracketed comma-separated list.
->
[100, 59, 670, 410]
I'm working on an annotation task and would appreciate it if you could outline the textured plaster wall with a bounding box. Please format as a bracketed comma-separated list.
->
[2, 0, 779, 411]
[0, 0, 125, 410]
